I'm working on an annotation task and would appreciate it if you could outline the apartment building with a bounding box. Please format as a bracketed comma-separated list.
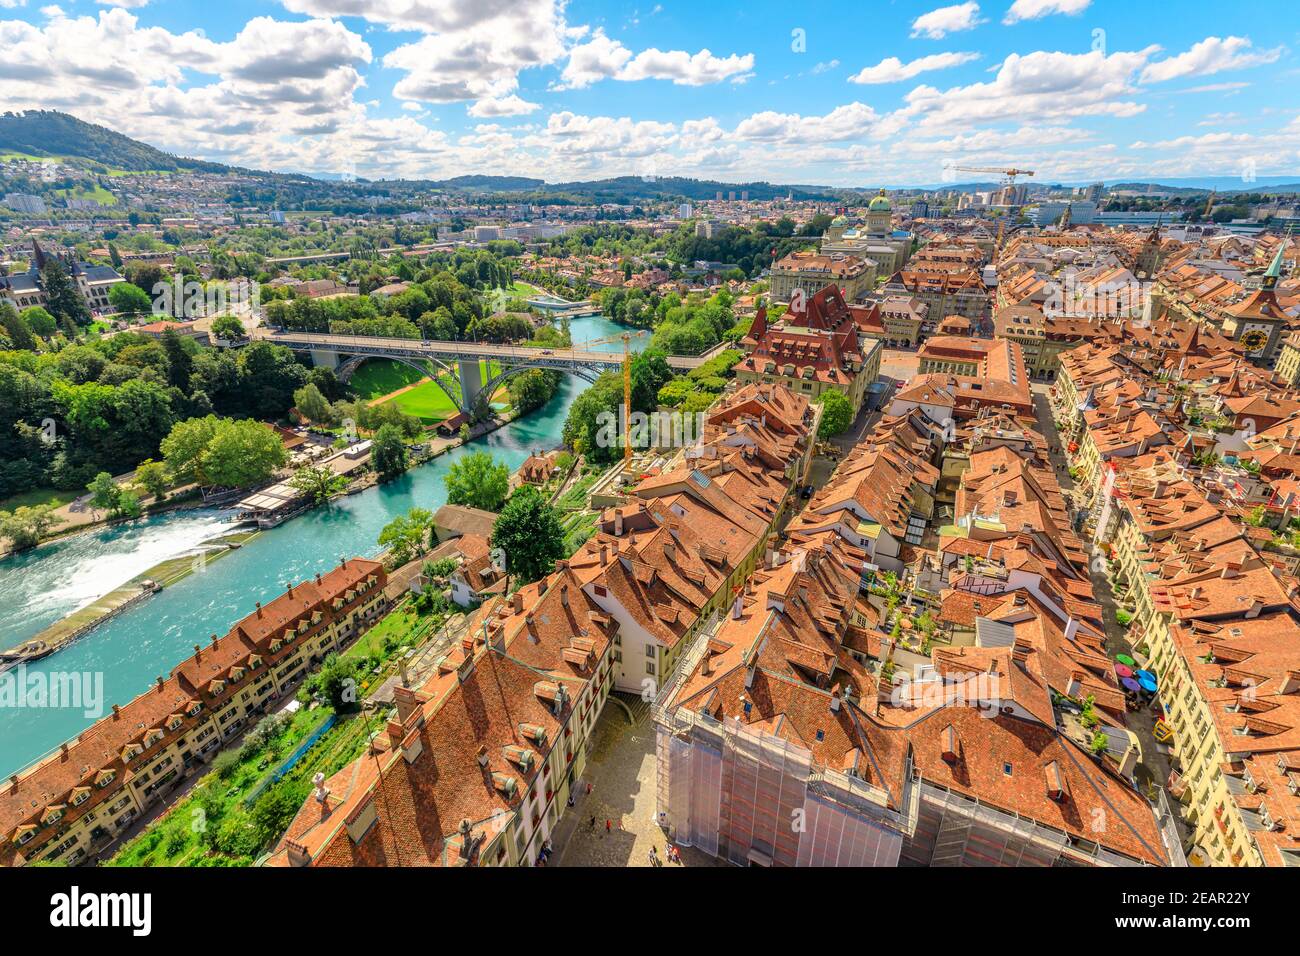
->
[2, 559, 387, 867]
[735, 285, 882, 413]
[269, 563, 618, 868]
[769, 250, 877, 304]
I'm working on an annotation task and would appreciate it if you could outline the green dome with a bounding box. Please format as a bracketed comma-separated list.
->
[830, 214, 848, 226]
[868, 189, 891, 211]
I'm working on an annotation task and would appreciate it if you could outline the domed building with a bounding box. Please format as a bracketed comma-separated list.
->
[867, 188, 892, 234]
[819, 188, 913, 276]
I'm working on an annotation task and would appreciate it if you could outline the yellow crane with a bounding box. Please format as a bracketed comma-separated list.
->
[572, 329, 648, 463]
[946, 165, 1036, 186]
[1204, 190, 1217, 217]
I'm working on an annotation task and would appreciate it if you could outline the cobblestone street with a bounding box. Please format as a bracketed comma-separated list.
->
[556, 697, 725, 868]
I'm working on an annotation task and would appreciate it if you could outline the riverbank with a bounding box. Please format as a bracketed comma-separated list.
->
[0, 529, 260, 668]
[0, 310, 642, 777]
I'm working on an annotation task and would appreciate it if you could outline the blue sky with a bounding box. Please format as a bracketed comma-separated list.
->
[2, 0, 1297, 185]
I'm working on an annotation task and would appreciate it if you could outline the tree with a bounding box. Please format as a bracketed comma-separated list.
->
[115, 487, 143, 518]
[492, 485, 565, 583]
[371, 423, 409, 481]
[290, 464, 347, 504]
[210, 315, 245, 341]
[40, 259, 91, 326]
[815, 390, 853, 438]
[201, 418, 287, 488]
[293, 382, 335, 425]
[444, 450, 509, 512]
[0, 303, 38, 352]
[20, 306, 57, 339]
[377, 506, 433, 566]
[0, 505, 65, 551]
[134, 459, 169, 501]
[108, 282, 153, 316]
[161, 415, 286, 488]
[87, 471, 121, 513]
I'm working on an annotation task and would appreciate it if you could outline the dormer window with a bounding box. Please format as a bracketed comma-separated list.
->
[186, 701, 202, 717]
[14, 826, 36, 846]
[121, 744, 142, 762]
[270, 640, 283, 653]
[71, 788, 91, 807]
[41, 806, 65, 826]
[167, 716, 183, 732]
[95, 770, 116, 788]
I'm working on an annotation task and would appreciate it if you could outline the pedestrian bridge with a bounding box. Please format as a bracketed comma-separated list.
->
[255, 329, 705, 418]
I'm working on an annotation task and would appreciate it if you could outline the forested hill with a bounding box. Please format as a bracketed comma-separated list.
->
[0, 110, 233, 173]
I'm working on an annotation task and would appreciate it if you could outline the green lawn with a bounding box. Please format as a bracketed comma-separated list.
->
[0, 487, 78, 512]
[54, 184, 117, 206]
[347, 358, 427, 400]
[508, 280, 544, 296]
[349, 359, 508, 425]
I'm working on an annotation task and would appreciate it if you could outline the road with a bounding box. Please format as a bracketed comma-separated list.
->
[254, 329, 705, 371]
[1032, 384, 1184, 841]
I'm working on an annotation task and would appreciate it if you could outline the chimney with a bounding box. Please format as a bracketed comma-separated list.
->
[829, 684, 842, 713]
[288, 583, 294, 599]
[210, 632, 218, 648]
[512, 591, 524, 613]
[59, 743, 69, 762]
[476, 745, 489, 769]
[731, 592, 743, 619]
[615, 510, 624, 535]
[1152, 479, 1166, 499]
[600, 543, 609, 565]
[1118, 742, 1138, 778]
[1011, 639, 1032, 665]
[255, 601, 263, 618]
[112, 704, 121, 720]
[285, 839, 311, 868]
[312, 771, 329, 804]
[156, 675, 165, 691]
[664, 540, 676, 563]
[940, 724, 959, 763]
[193, 644, 202, 662]
[1280, 670, 1300, 695]
[560, 584, 569, 608]
[315, 572, 322, 585]
[8, 775, 17, 794]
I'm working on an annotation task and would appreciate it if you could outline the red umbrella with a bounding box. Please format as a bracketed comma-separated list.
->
[1115, 663, 1134, 678]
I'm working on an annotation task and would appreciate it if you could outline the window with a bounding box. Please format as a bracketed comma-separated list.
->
[645, 662, 656, 676]
[1002, 762, 1013, 776]
[645, 644, 656, 658]
[594, 585, 607, 597]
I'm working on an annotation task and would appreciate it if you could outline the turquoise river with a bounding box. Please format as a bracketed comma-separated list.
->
[0, 314, 641, 776]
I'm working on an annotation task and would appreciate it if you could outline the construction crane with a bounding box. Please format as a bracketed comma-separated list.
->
[946, 165, 1036, 186]
[1204, 190, 1217, 217]
[573, 329, 648, 463]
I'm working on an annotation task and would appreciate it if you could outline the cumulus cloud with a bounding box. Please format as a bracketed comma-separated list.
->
[900, 47, 1158, 131]
[735, 102, 884, 144]
[910, 2, 985, 39]
[557, 31, 753, 89]
[1139, 36, 1283, 84]
[468, 94, 541, 117]
[1002, 0, 1090, 24]
[848, 51, 979, 84]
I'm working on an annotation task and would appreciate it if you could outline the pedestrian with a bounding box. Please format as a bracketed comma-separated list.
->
[586, 782, 592, 796]
[589, 815, 596, 831]
[605, 818, 611, 833]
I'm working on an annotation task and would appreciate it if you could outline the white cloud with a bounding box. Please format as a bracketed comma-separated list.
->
[910, 2, 985, 40]
[1140, 36, 1283, 84]
[557, 31, 753, 89]
[95, 0, 150, 7]
[1002, 0, 1090, 25]
[292, 0, 568, 115]
[468, 94, 541, 117]
[901, 46, 1158, 131]
[735, 102, 884, 144]
[848, 51, 979, 84]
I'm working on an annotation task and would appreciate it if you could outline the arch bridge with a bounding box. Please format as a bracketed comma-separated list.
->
[257, 329, 704, 418]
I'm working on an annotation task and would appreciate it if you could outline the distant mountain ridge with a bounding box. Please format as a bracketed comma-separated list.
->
[5, 110, 1297, 200]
